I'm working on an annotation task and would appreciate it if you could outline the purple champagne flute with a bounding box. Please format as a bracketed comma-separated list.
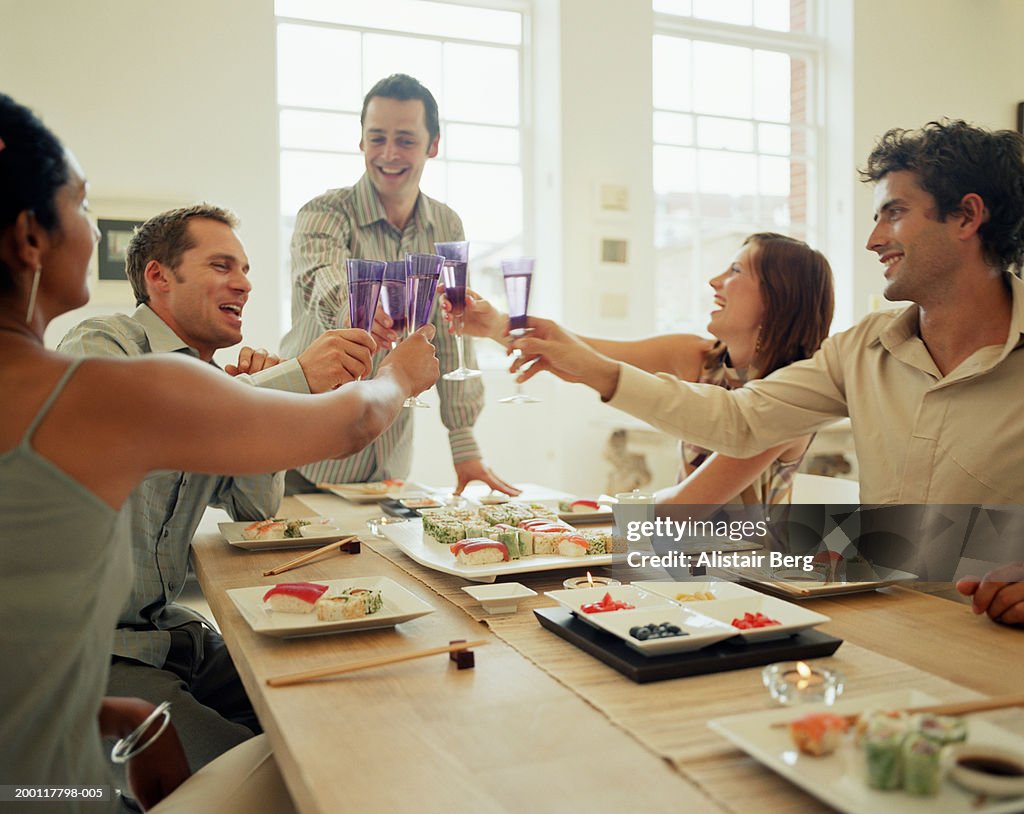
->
[435, 240, 481, 381]
[346, 259, 385, 333]
[379, 261, 407, 349]
[403, 252, 444, 408]
[500, 257, 540, 404]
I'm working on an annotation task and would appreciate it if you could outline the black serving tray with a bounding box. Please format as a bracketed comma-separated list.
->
[534, 607, 842, 684]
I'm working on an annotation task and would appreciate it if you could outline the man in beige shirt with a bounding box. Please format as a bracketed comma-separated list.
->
[512, 120, 1024, 626]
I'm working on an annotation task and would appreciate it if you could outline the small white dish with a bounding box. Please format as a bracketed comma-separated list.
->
[544, 584, 676, 628]
[587, 605, 738, 656]
[685, 595, 831, 643]
[631, 580, 762, 604]
[478, 493, 510, 505]
[462, 582, 537, 614]
[945, 743, 1024, 798]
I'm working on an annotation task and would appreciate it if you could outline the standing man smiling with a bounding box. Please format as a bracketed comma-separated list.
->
[281, 73, 517, 496]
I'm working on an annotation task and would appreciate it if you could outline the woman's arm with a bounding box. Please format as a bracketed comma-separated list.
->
[98, 697, 190, 811]
[577, 334, 709, 380]
[37, 328, 439, 508]
[655, 436, 811, 509]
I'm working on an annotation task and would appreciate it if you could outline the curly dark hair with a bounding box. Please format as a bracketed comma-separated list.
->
[860, 120, 1024, 274]
[0, 94, 69, 294]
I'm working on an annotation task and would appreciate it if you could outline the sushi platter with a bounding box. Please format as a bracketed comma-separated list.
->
[381, 518, 613, 583]
[227, 576, 434, 638]
[542, 582, 832, 656]
[534, 606, 841, 683]
[709, 689, 1024, 813]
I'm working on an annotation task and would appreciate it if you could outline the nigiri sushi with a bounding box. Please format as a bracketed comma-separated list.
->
[262, 582, 329, 613]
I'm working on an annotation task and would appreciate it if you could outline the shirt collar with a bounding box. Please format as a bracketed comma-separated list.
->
[352, 173, 434, 232]
[131, 304, 199, 357]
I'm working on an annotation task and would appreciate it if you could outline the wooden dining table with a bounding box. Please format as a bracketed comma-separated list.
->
[190, 492, 1024, 814]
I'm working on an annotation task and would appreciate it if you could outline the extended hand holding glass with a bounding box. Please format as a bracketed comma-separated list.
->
[435, 240, 481, 381]
[500, 257, 540, 404]
[404, 252, 445, 408]
[379, 261, 407, 350]
[346, 259, 385, 332]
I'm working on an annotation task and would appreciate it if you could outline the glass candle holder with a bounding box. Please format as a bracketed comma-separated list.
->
[562, 575, 622, 590]
[761, 661, 845, 706]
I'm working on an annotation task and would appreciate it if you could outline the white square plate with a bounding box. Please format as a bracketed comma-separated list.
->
[708, 689, 1024, 814]
[631, 580, 763, 604]
[226, 576, 433, 638]
[685, 595, 831, 643]
[586, 605, 739, 655]
[218, 517, 351, 551]
[320, 480, 424, 504]
[544, 584, 677, 629]
[724, 565, 919, 600]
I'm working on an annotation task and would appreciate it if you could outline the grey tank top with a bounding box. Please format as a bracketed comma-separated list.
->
[0, 359, 132, 812]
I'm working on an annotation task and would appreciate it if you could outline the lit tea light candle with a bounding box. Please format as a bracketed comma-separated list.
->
[762, 661, 844, 706]
[562, 571, 622, 590]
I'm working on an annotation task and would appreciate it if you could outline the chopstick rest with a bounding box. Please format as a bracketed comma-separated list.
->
[262, 536, 359, 577]
[266, 639, 489, 687]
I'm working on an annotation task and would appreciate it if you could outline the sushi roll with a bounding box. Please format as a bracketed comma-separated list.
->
[262, 582, 329, 613]
[863, 713, 908, 790]
[315, 588, 383, 621]
[243, 519, 288, 540]
[913, 713, 967, 746]
[451, 539, 510, 566]
[557, 535, 589, 558]
[788, 712, 849, 756]
[902, 734, 943, 796]
[580, 531, 615, 555]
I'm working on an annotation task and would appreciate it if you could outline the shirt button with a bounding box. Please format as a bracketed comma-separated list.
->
[168, 583, 175, 592]
[162, 529, 169, 537]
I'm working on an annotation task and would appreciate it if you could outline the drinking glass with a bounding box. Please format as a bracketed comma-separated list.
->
[346, 259, 385, 333]
[404, 252, 445, 408]
[379, 261, 407, 350]
[435, 241, 481, 381]
[499, 257, 540, 404]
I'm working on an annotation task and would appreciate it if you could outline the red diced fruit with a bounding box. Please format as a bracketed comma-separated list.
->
[731, 611, 780, 629]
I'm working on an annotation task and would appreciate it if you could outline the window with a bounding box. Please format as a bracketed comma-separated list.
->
[652, 0, 822, 333]
[275, 0, 528, 326]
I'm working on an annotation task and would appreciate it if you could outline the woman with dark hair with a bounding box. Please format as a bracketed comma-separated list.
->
[0, 94, 439, 812]
[445, 233, 834, 507]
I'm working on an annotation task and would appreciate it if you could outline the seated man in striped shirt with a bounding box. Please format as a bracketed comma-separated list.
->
[281, 73, 518, 497]
[58, 203, 377, 779]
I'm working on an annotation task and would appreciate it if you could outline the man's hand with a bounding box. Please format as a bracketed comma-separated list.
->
[510, 317, 621, 399]
[379, 325, 440, 397]
[437, 284, 507, 342]
[453, 459, 521, 496]
[98, 697, 190, 811]
[298, 329, 376, 393]
[224, 347, 281, 377]
[956, 561, 1024, 626]
[371, 303, 398, 351]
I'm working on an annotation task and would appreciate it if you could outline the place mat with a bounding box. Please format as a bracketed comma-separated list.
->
[289, 496, 1024, 812]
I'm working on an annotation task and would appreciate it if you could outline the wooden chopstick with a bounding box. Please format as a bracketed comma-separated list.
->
[770, 694, 1024, 728]
[262, 536, 357, 577]
[266, 639, 490, 687]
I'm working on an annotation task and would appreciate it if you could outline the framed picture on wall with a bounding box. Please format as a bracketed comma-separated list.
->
[97, 218, 142, 282]
[89, 199, 183, 305]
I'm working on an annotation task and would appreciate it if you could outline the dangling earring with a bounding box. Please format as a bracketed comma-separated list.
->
[754, 325, 763, 356]
[25, 266, 41, 324]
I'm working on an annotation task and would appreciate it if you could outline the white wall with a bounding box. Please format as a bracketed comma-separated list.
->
[847, 0, 1024, 318]
[4, 0, 1024, 494]
[0, 0, 280, 356]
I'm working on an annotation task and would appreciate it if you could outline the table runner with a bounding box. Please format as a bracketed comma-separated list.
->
[292, 495, 1024, 812]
